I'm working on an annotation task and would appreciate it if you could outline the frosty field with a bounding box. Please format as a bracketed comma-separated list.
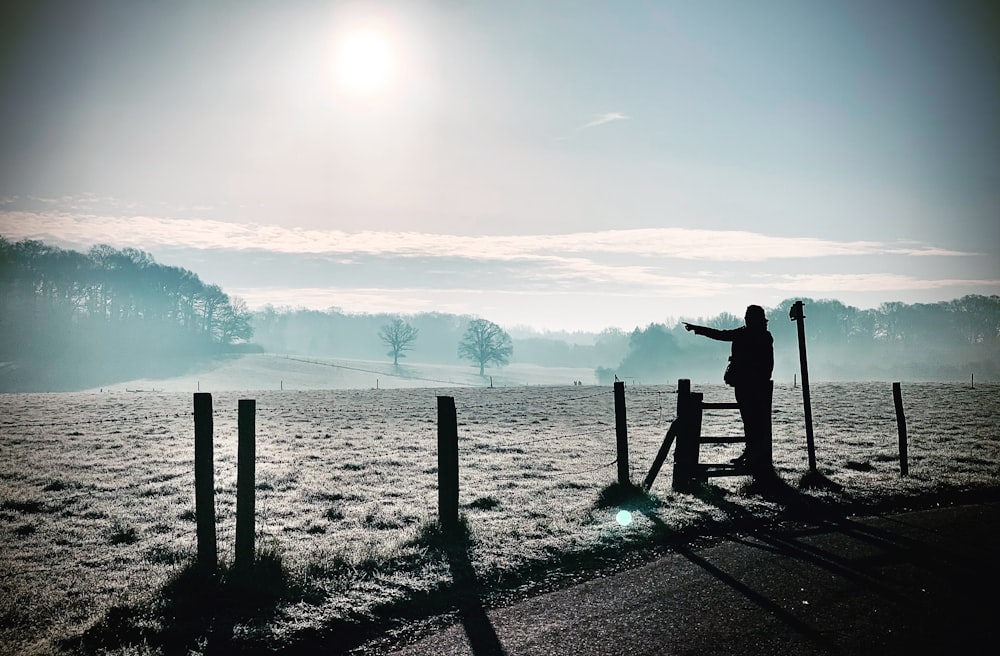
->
[1, 382, 998, 655]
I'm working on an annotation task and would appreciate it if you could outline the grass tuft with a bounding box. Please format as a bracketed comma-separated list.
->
[2, 499, 45, 514]
[14, 522, 37, 536]
[407, 515, 472, 552]
[108, 521, 139, 545]
[467, 495, 501, 511]
[594, 482, 658, 512]
[799, 470, 846, 491]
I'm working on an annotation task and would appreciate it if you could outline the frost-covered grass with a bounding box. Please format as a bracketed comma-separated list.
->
[1, 382, 998, 655]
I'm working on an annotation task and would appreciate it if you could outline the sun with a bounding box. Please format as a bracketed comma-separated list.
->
[335, 30, 393, 95]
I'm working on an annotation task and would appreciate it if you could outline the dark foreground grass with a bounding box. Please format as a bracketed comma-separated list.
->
[60, 476, 1000, 656]
[62, 543, 318, 655]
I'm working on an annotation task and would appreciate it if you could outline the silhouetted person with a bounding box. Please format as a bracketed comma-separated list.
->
[683, 305, 774, 466]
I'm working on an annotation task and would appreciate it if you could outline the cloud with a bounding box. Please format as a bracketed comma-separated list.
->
[758, 273, 1000, 293]
[0, 212, 974, 263]
[582, 112, 631, 128]
[3, 210, 995, 325]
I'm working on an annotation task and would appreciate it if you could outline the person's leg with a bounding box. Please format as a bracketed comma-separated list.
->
[734, 386, 752, 464]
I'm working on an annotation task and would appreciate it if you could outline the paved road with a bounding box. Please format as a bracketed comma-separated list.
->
[361, 501, 1000, 655]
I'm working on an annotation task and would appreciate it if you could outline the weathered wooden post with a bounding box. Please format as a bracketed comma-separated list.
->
[892, 382, 908, 476]
[193, 393, 217, 573]
[235, 399, 256, 570]
[790, 301, 817, 473]
[437, 395, 459, 531]
[750, 380, 775, 479]
[613, 381, 630, 486]
[672, 380, 703, 491]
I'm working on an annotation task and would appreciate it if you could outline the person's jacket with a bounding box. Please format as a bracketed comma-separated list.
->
[693, 325, 774, 386]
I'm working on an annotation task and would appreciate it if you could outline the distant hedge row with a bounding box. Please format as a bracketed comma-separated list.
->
[0, 237, 252, 367]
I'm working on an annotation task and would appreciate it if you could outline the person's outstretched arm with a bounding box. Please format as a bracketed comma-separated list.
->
[683, 322, 738, 342]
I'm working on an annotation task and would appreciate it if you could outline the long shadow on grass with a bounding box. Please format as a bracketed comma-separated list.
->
[62, 547, 315, 655]
[296, 518, 509, 656]
[441, 519, 508, 656]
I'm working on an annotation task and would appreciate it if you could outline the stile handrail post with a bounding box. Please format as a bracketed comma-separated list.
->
[613, 381, 630, 486]
[437, 396, 459, 531]
[235, 399, 257, 570]
[790, 301, 817, 472]
[193, 393, 217, 574]
[893, 382, 908, 476]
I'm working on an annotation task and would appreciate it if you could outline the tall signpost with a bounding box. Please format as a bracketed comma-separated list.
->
[790, 301, 817, 473]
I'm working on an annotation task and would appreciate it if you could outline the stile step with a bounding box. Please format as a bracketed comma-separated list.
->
[698, 436, 748, 444]
[696, 463, 751, 478]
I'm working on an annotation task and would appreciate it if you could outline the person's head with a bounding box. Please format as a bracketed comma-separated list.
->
[745, 304, 767, 329]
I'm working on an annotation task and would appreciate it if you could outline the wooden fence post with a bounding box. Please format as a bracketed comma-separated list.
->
[193, 393, 217, 573]
[893, 382, 908, 476]
[236, 399, 256, 570]
[437, 396, 459, 531]
[613, 381, 630, 486]
[672, 380, 702, 492]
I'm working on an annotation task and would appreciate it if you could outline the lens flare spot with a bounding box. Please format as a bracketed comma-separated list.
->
[616, 510, 633, 526]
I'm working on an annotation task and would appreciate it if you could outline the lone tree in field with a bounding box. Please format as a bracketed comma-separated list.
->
[458, 319, 513, 376]
[378, 318, 419, 366]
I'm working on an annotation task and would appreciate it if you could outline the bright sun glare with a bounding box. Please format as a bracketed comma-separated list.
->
[335, 30, 392, 95]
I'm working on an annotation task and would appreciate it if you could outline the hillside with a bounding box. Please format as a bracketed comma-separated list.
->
[80, 353, 597, 393]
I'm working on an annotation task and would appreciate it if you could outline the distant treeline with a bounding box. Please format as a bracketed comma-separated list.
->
[251, 295, 1000, 383]
[3, 236, 997, 390]
[0, 237, 254, 390]
[602, 296, 1000, 384]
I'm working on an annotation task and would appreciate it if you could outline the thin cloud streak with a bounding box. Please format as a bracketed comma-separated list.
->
[582, 112, 631, 128]
[762, 273, 1000, 292]
[0, 212, 973, 262]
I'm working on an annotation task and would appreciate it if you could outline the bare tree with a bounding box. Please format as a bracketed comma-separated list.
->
[379, 317, 419, 366]
[458, 318, 512, 375]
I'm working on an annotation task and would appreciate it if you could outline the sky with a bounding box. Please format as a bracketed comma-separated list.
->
[1, 0, 998, 332]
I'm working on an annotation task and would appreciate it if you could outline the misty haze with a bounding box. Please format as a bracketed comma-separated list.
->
[2, 237, 998, 393]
